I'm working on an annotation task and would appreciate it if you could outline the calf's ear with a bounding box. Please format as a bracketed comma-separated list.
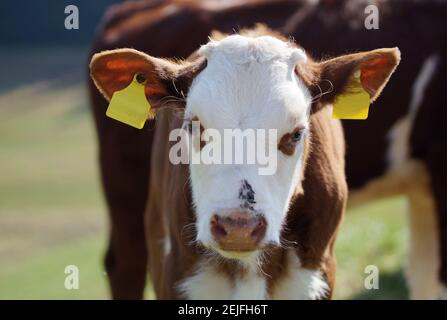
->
[90, 48, 205, 107]
[312, 47, 401, 113]
[90, 48, 176, 106]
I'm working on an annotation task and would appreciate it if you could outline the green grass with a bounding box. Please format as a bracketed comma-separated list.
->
[334, 197, 408, 299]
[0, 81, 110, 299]
[0, 79, 409, 299]
[0, 235, 109, 299]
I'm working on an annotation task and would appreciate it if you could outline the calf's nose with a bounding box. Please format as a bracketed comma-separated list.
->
[210, 210, 266, 251]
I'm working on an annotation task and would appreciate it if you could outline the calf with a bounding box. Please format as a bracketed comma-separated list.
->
[90, 0, 444, 300]
[90, 27, 399, 299]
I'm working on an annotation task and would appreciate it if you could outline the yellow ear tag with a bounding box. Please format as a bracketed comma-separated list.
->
[332, 71, 371, 120]
[106, 73, 151, 129]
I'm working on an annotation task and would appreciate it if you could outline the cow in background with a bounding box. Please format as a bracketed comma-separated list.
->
[89, 0, 447, 299]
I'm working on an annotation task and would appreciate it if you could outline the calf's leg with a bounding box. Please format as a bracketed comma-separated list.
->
[90, 89, 154, 299]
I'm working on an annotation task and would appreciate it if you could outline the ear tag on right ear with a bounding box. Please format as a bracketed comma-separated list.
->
[106, 73, 151, 129]
[332, 71, 371, 120]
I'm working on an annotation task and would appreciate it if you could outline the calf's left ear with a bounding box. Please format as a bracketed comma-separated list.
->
[312, 47, 401, 114]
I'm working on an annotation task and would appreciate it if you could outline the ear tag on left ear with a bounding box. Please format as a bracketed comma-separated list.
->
[332, 71, 370, 120]
[106, 73, 151, 129]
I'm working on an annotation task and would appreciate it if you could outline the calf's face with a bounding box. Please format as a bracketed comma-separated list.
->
[90, 32, 400, 260]
[186, 35, 312, 256]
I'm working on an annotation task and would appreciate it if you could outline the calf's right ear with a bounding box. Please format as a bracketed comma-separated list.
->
[89, 48, 182, 107]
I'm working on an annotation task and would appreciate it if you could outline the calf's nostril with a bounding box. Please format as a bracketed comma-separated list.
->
[212, 224, 228, 238]
[250, 217, 266, 240]
[211, 215, 228, 239]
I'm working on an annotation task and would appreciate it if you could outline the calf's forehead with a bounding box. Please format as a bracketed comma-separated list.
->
[186, 35, 312, 131]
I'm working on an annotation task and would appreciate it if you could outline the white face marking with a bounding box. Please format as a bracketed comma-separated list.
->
[184, 35, 312, 253]
[272, 250, 329, 300]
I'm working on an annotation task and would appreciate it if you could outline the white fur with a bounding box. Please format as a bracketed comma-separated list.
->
[185, 34, 312, 254]
[232, 271, 267, 300]
[272, 250, 329, 300]
[178, 251, 326, 300]
[178, 258, 267, 299]
[177, 262, 233, 300]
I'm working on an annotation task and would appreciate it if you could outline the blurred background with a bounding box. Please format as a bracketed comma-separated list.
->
[0, 0, 408, 299]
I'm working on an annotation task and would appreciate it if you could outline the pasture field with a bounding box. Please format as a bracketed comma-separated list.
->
[0, 48, 408, 299]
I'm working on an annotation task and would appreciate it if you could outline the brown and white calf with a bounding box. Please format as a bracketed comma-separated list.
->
[90, 27, 399, 299]
[89, 0, 447, 300]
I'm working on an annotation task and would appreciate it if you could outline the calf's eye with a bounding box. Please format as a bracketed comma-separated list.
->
[278, 127, 305, 156]
[291, 130, 302, 142]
